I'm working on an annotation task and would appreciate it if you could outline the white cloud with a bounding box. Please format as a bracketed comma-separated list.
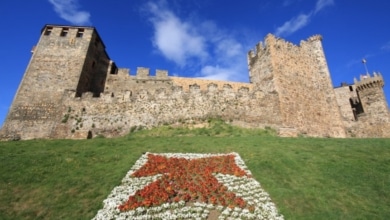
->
[215, 39, 243, 59]
[314, 0, 334, 14]
[143, 1, 248, 82]
[275, 0, 334, 36]
[48, 0, 91, 25]
[199, 66, 234, 81]
[275, 14, 310, 37]
[145, 1, 207, 66]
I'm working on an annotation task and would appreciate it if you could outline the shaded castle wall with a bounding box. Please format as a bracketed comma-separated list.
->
[249, 34, 346, 137]
[75, 32, 113, 97]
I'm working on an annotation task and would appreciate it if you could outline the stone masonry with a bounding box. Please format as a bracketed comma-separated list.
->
[1, 24, 389, 140]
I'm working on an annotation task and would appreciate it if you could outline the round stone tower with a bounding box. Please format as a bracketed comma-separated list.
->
[354, 72, 389, 117]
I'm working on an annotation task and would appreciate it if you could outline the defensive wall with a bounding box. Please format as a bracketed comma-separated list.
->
[248, 34, 346, 137]
[334, 73, 390, 137]
[0, 24, 389, 140]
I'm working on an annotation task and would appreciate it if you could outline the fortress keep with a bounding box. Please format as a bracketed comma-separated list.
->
[1, 24, 389, 140]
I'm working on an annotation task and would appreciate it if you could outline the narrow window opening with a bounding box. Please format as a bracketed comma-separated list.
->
[44, 27, 53, 36]
[60, 28, 69, 37]
[349, 97, 364, 121]
[94, 37, 100, 47]
[349, 86, 353, 91]
[76, 28, 84, 38]
[110, 64, 118, 74]
[92, 61, 96, 68]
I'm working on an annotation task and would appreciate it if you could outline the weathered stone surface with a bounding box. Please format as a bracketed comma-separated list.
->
[1, 25, 389, 140]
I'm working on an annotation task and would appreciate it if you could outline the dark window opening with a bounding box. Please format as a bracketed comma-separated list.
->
[349, 86, 353, 91]
[110, 63, 118, 74]
[60, 28, 69, 37]
[44, 27, 53, 36]
[92, 61, 96, 68]
[94, 37, 100, 47]
[349, 97, 364, 120]
[76, 28, 84, 38]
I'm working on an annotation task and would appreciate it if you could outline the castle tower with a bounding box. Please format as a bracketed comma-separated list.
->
[248, 34, 346, 137]
[355, 72, 389, 117]
[1, 24, 115, 139]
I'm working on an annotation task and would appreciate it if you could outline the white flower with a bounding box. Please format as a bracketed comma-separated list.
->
[92, 152, 283, 220]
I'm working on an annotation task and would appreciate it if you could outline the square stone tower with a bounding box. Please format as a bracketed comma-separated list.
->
[248, 34, 346, 137]
[1, 25, 115, 139]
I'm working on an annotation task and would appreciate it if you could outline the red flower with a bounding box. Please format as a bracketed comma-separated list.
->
[119, 154, 251, 211]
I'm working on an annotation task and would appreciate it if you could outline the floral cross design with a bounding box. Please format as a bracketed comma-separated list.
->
[93, 153, 283, 219]
[119, 154, 250, 211]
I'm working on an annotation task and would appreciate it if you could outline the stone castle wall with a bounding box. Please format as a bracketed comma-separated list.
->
[1, 24, 389, 140]
[50, 67, 281, 139]
[2, 26, 95, 139]
[248, 34, 346, 137]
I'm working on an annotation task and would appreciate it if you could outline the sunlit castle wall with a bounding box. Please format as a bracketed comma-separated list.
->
[248, 34, 346, 137]
[0, 25, 104, 139]
[352, 73, 390, 137]
[55, 66, 289, 139]
[2, 24, 390, 140]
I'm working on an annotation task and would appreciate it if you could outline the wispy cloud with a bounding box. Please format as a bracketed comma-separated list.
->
[48, 0, 91, 25]
[275, 14, 310, 37]
[282, 0, 294, 7]
[346, 54, 374, 71]
[381, 41, 390, 51]
[314, 0, 334, 14]
[275, 0, 334, 36]
[143, 1, 248, 82]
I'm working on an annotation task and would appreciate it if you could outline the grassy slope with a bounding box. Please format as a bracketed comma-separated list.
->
[0, 123, 389, 219]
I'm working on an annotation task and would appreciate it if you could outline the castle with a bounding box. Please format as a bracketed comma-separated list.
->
[1, 24, 389, 140]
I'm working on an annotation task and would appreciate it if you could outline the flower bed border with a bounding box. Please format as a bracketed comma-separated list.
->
[93, 152, 283, 219]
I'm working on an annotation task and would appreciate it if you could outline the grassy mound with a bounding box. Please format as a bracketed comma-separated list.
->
[0, 122, 389, 219]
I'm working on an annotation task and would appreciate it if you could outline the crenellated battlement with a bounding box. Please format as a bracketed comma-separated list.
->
[135, 67, 170, 80]
[171, 77, 252, 92]
[306, 34, 323, 42]
[67, 80, 252, 101]
[247, 34, 324, 67]
[354, 72, 384, 91]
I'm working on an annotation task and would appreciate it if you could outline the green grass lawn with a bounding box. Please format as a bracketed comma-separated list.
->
[0, 122, 389, 219]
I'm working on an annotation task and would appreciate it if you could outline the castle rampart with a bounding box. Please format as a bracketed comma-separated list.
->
[248, 34, 346, 137]
[1, 24, 389, 140]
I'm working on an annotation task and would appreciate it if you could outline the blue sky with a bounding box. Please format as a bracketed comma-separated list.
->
[1, 0, 389, 127]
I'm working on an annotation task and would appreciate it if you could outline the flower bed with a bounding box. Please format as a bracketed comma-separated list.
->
[93, 152, 283, 219]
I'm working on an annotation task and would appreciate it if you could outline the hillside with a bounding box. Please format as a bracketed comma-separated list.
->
[0, 122, 389, 219]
